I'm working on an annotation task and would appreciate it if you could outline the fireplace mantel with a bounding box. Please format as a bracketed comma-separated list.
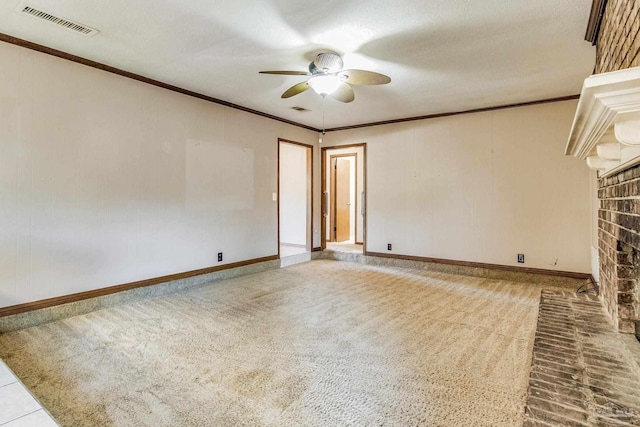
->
[566, 67, 640, 177]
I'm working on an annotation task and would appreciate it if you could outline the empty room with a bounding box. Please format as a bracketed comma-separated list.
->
[1, 0, 640, 426]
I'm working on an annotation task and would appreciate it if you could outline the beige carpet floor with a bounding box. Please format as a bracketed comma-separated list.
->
[0, 260, 576, 426]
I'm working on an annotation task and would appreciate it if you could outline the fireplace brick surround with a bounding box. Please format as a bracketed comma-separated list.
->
[585, 0, 640, 337]
[595, 0, 640, 74]
[598, 165, 640, 336]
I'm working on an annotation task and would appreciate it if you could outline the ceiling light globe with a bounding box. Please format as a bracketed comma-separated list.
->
[308, 75, 342, 95]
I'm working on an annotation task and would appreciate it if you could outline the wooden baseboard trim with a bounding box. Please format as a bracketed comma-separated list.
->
[0, 255, 278, 318]
[312, 247, 322, 252]
[364, 251, 591, 280]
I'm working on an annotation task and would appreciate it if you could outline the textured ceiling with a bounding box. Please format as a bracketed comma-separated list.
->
[0, 0, 595, 130]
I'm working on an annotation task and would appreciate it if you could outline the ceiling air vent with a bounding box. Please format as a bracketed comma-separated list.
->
[19, 5, 99, 37]
[291, 106, 310, 112]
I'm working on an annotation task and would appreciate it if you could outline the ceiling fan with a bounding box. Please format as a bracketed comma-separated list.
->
[259, 52, 391, 103]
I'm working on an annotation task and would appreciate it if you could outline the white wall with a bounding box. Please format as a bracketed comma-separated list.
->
[0, 41, 593, 309]
[323, 100, 592, 273]
[279, 143, 308, 246]
[0, 42, 317, 308]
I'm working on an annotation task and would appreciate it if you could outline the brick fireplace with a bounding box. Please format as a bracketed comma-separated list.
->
[565, 67, 640, 337]
[573, 0, 640, 338]
[598, 166, 640, 336]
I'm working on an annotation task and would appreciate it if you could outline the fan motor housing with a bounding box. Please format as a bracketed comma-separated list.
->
[313, 53, 343, 73]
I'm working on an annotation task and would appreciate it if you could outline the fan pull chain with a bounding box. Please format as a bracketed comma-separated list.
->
[319, 95, 326, 144]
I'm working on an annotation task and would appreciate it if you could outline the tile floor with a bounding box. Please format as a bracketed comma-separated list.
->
[279, 243, 307, 257]
[0, 360, 59, 427]
[326, 241, 363, 254]
[280, 244, 311, 268]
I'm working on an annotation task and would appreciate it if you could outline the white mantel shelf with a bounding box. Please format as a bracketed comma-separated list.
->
[566, 66, 640, 177]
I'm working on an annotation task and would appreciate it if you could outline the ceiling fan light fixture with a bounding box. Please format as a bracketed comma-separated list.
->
[260, 52, 389, 104]
[308, 75, 342, 95]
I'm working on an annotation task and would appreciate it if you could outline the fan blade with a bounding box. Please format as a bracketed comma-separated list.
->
[282, 81, 310, 98]
[339, 69, 391, 85]
[331, 82, 355, 103]
[259, 71, 311, 76]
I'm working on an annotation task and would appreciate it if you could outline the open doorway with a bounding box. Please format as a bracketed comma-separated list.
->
[322, 144, 366, 254]
[278, 139, 312, 263]
[330, 154, 356, 243]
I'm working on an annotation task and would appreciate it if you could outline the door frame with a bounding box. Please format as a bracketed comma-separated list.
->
[321, 143, 367, 250]
[278, 138, 313, 258]
[329, 153, 357, 242]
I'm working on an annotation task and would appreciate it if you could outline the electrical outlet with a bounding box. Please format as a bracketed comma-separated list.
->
[387, 243, 392, 251]
[517, 254, 524, 263]
[218, 252, 223, 262]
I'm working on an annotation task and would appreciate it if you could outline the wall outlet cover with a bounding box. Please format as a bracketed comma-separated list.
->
[517, 254, 525, 263]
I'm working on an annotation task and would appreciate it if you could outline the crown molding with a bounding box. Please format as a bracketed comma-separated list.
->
[0, 32, 322, 133]
[325, 95, 579, 132]
[0, 33, 584, 135]
[584, 0, 608, 45]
